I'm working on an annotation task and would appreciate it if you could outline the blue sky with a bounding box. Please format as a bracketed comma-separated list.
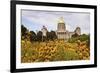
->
[21, 10, 90, 34]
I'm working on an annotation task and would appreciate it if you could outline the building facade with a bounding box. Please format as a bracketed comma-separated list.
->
[41, 17, 81, 40]
[56, 17, 81, 40]
[41, 26, 48, 37]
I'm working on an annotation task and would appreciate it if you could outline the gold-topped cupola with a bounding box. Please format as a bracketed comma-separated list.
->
[58, 17, 65, 23]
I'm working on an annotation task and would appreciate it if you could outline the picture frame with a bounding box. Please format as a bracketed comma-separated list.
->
[10, 0, 97, 72]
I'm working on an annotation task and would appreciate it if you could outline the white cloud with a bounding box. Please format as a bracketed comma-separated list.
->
[22, 10, 90, 34]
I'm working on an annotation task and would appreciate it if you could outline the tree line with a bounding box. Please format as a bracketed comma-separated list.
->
[21, 25, 57, 42]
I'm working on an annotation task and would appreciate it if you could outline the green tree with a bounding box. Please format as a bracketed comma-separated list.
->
[72, 33, 79, 38]
[47, 31, 57, 40]
[36, 31, 42, 41]
[68, 34, 90, 43]
[30, 31, 37, 42]
[79, 34, 89, 42]
[21, 25, 28, 40]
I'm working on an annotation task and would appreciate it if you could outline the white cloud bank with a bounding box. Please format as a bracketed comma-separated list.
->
[22, 10, 90, 34]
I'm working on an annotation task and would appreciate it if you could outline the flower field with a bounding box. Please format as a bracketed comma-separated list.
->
[21, 39, 90, 63]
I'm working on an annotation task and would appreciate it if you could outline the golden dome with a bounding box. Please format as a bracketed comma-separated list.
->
[58, 17, 65, 23]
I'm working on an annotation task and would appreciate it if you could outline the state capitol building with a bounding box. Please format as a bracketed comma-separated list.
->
[41, 17, 81, 40]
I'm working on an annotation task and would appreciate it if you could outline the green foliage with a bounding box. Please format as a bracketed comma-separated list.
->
[36, 31, 42, 41]
[53, 46, 66, 61]
[21, 25, 57, 42]
[30, 31, 37, 42]
[47, 31, 57, 41]
[68, 34, 90, 43]
[21, 25, 28, 40]
[79, 34, 89, 41]
[53, 45, 79, 61]
[64, 49, 79, 60]
[21, 25, 27, 36]
[72, 33, 79, 38]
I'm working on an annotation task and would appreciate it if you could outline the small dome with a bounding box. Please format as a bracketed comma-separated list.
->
[76, 27, 80, 30]
[58, 17, 65, 23]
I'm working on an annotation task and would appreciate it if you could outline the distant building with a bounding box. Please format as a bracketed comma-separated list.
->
[40, 17, 81, 40]
[56, 17, 81, 40]
[41, 26, 48, 36]
[74, 27, 81, 35]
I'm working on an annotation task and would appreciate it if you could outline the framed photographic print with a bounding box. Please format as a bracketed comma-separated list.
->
[10, 0, 97, 72]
